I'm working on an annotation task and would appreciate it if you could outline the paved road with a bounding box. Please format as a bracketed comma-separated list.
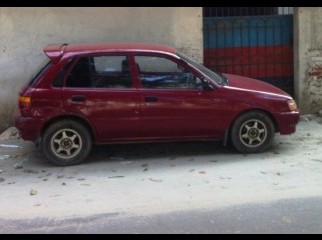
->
[1, 115, 322, 233]
[1, 196, 322, 233]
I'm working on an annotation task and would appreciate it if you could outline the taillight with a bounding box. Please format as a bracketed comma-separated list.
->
[18, 96, 31, 115]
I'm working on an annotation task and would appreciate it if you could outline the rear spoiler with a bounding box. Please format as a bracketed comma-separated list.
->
[44, 43, 68, 64]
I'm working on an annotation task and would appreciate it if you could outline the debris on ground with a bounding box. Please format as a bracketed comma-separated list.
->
[0, 127, 20, 140]
[34, 203, 41, 207]
[77, 178, 85, 181]
[0, 169, 3, 173]
[149, 178, 162, 182]
[0, 155, 10, 160]
[219, 176, 232, 180]
[199, 171, 206, 174]
[311, 159, 322, 163]
[318, 110, 322, 117]
[62, 182, 66, 186]
[110, 155, 125, 161]
[13, 158, 28, 169]
[80, 184, 91, 186]
[23, 169, 39, 174]
[30, 189, 38, 195]
[57, 175, 64, 179]
[143, 168, 148, 172]
[0, 178, 5, 183]
[108, 176, 124, 178]
[120, 161, 133, 165]
[260, 171, 268, 174]
[141, 163, 148, 167]
[0, 144, 21, 148]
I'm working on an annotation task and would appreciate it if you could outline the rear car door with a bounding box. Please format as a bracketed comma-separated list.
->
[61, 54, 141, 142]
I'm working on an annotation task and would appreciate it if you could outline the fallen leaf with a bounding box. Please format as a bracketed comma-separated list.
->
[43, 179, 48, 181]
[169, 164, 176, 167]
[260, 171, 267, 174]
[30, 188, 38, 196]
[34, 203, 41, 207]
[77, 178, 85, 181]
[0, 178, 5, 183]
[62, 182, 66, 186]
[199, 171, 206, 174]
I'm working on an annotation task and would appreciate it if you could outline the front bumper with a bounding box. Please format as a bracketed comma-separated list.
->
[274, 110, 300, 135]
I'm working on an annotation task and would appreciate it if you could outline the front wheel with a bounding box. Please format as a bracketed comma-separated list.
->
[231, 111, 275, 153]
[42, 120, 92, 166]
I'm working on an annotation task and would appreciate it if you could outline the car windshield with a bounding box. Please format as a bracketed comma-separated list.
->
[177, 51, 227, 86]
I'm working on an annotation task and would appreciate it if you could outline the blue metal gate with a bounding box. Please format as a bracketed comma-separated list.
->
[203, 7, 294, 95]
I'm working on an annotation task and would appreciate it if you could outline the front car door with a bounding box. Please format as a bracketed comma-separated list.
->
[133, 53, 223, 140]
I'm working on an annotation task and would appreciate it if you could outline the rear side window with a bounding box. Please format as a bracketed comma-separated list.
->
[29, 61, 51, 86]
[52, 57, 76, 87]
[65, 55, 132, 88]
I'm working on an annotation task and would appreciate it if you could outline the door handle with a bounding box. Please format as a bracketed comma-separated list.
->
[145, 96, 158, 102]
[71, 95, 86, 102]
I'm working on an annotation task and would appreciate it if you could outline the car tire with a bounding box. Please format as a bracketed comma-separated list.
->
[42, 120, 92, 166]
[231, 111, 275, 153]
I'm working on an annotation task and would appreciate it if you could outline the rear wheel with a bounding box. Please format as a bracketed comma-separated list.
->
[231, 111, 275, 153]
[42, 120, 92, 166]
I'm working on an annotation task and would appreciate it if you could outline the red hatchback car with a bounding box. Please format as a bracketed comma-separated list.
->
[15, 43, 300, 166]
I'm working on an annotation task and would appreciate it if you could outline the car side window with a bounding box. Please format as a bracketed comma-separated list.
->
[65, 55, 132, 88]
[134, 56, 201, 90]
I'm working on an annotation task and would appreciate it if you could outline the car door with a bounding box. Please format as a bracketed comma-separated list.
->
[61, 54, 141, 142]
[133, 53, 223, 139]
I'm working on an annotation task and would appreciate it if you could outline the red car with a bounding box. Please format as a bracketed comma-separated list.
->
[15, 43, 300, 166]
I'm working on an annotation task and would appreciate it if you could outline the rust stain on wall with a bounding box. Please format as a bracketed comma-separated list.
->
[303, 51, 322, 113]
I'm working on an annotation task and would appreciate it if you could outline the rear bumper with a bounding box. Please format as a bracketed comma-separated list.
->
[274, 111, 300, 135]
[15, 116, 43, 141]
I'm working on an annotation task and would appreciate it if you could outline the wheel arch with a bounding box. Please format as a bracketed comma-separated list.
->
[40, 115, 97, 142]
[227, 108, 279, 137]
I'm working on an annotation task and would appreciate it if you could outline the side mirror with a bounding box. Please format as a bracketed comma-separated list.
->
[201, 78, 215, 90]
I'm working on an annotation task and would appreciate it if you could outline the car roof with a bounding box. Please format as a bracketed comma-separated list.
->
[65, 42, 176, 53]
[44, 42, 177, 63]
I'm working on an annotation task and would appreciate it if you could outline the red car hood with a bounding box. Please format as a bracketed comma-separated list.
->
[223, 73, 291, 98]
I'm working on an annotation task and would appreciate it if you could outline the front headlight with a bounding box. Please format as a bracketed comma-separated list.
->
[287, 99, 297, 112]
